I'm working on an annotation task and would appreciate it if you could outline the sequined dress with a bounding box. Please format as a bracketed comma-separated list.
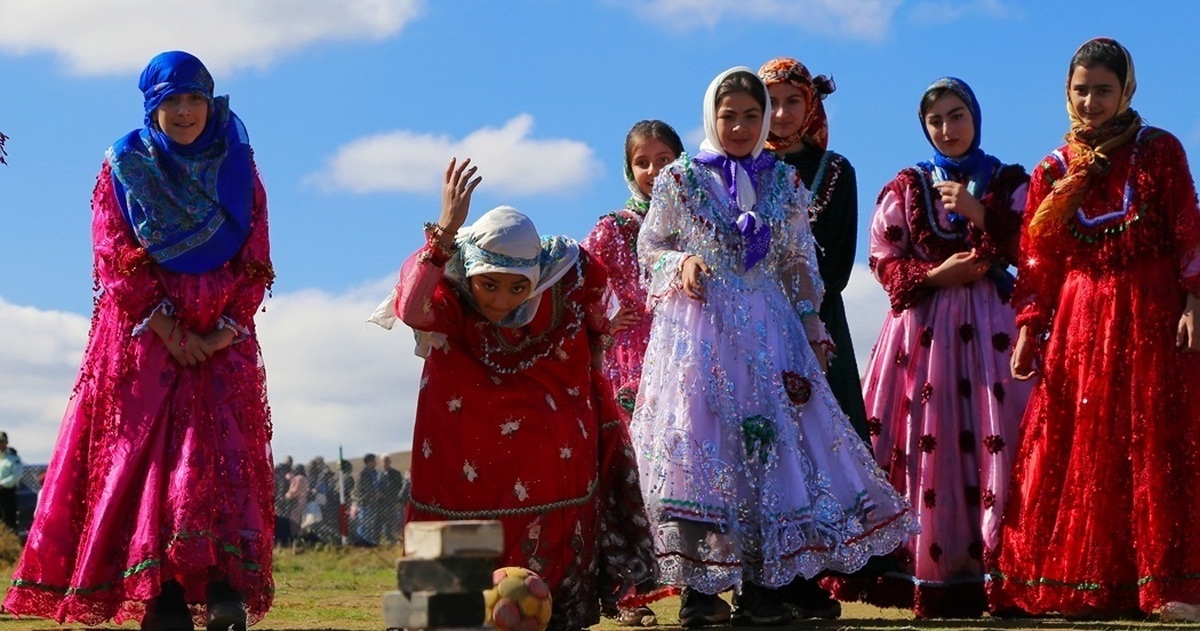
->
[392, 238, 655, 630]
[778, 147, 869, 440]
[4, 162, 275, 626]
[631, 156, 917, 594]
[993, 127, 1200, 616]
[839, 163, 1032, 617]
[582, 207, 652, 418]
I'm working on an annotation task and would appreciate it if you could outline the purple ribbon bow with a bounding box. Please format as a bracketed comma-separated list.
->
[695, 150, 775, 270]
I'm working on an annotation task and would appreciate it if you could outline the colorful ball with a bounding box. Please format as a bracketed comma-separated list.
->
[483, 566, 552, 631]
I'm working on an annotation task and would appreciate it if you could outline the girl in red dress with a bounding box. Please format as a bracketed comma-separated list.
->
[995, 37, 1200, 620]
[374, 158, 655, 631]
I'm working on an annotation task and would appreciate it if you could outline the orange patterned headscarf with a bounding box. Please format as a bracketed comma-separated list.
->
[758, 57, 835, 153]
[1027, 38, 1141, 237]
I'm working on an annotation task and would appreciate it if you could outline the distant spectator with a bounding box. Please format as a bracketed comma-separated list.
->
[283, 464, 308, 542]
[356, 454, 380, 546]
[379, 456, 405, 544]
[0, 432, 23, 534]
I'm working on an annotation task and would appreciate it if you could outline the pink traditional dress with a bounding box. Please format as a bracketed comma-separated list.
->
[994, 39, 1200, 618]
[632, 67, 916, 596]
[581, 196, 652, 418]
[838, 78, 1031, 618]
[379, 207, 655, 631]
[4, 52, 274, 628]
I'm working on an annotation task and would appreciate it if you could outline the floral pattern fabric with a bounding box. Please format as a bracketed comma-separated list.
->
[631, 155, 917, 595]
[993, 127, 1200, 617]
[3, 161, 275, 627]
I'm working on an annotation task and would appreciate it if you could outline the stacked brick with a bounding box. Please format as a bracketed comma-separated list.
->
[383, 520, 504, 631]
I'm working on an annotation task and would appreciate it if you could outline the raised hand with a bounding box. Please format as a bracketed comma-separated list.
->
[437, 157, 482, 248]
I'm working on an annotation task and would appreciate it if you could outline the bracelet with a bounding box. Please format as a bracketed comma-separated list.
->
[800, 309, 819, 319]
[423, 222, 446, 238]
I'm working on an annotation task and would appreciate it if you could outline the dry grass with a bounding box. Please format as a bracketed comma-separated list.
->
[0, 539, 1195, 630]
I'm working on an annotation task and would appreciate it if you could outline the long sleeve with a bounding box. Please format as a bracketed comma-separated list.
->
[811, 155, 858, 294]
[638, 171, 692, 307]
[975, 168, 1029, 264]
[582, 213, 645, 313]
[1011, 159, 1068, 335]
[392, 235, 462, 335]
[1157, 134, 1200, 292]
[92, 161, 167, 322]
[869, 179, 936, 312]
[221, 170, 274, 331]
[780, 204, 830, 344]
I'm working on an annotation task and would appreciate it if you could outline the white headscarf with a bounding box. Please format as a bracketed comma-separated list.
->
[444, 206, 578, 328]
[369, 206, 580, 339]
[698, 65, 773, 213]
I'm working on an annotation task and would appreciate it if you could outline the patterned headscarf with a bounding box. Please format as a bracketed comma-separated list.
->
[107, 51, 254, 273]
[1028, 37, 1141, 237]
[694, 67, 776, 271]
[917, 77, 1000, 199]
[758, 57, 836, 153]
[444, 206, 580, 328]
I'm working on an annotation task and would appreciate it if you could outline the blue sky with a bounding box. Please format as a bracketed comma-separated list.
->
[1, 0, 1198, 463]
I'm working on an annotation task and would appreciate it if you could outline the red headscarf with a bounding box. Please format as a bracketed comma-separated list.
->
[758, 57, 836, 153]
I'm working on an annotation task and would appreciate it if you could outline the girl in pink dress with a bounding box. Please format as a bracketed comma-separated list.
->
[582, 120, 684, 422]
[4, 51, 274, 631]
[847, 77, 1031, 618]
[373, 158, 656, 631]
[581, 120, 684, 627]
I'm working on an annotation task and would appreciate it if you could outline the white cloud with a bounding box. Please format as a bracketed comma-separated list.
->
[842, 262, 889, 373]
[0, 280, 425, 465]
[907, 0, 1022, 24]
[623, 0, 901, 40]
[0, 263, 894, 466]
[0, 0, 424, 76]
[314, 114, 603, 196]
[0, 299, 90, 461]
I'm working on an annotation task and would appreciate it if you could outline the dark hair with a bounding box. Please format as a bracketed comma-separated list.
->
[625, 120, 684, 168]
[1071, 38, 1128, 87]
[715, 70, 767, 111]
[919, 87, 955, 119]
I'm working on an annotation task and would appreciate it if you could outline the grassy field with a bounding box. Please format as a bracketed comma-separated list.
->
[0, 540, 1196, 630]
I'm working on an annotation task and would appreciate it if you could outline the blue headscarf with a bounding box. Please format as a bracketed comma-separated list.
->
[107, 51, 254, 274]
[917, 77, 1000, 204]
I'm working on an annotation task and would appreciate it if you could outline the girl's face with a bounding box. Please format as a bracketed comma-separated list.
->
[923, 92, 975, 159]
[154, 91, 209, 145]
[629, 137, 678, 197]
[1069, 64, 1122, 128]
[469, 272, 531, 323]
[715, 91, 763, 159]
[767, 82, 809, 144]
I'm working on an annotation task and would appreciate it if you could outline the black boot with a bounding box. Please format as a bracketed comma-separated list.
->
[732, 582, 792, 626]
[678, 587, 731, 628]
[141, 580, 193, 631]
[205, 580, 247, 631]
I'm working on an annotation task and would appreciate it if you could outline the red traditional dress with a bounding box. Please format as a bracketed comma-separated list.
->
[390, 217, 653, 630]
[993, 125, 1200, 616]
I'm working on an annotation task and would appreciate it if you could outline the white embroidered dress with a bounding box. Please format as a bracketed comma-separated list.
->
[631, 155, 917, 593]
